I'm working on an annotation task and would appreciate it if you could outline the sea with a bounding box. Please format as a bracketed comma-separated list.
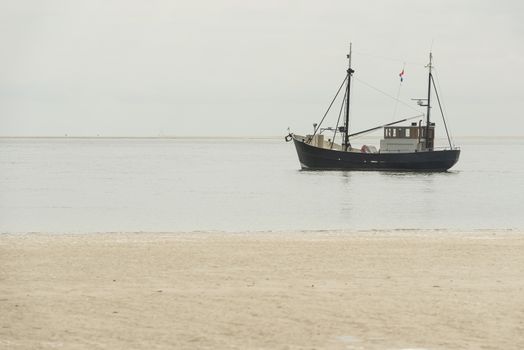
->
[1, 137, 523, 233]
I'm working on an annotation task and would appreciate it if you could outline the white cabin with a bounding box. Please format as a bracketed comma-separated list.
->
[380, 122, 434, 153]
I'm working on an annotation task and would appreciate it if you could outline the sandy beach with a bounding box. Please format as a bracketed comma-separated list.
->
[1, 230, 523, 349]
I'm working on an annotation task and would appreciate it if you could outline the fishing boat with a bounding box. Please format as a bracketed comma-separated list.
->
[285, 45, 460, 171]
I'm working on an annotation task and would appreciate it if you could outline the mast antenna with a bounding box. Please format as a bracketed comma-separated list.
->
[347, 43, 352, 69]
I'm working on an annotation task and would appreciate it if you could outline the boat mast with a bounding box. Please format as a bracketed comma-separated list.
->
[344, 44, 355, 151]
[425, 52, 433, 150]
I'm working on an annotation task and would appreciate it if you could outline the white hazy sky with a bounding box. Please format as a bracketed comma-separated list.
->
[1, 0, 523, 137]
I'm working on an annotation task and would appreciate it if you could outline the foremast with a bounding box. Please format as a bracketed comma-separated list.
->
[344, 44, 355, 151]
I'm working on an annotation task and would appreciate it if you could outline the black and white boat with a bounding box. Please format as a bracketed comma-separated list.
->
[285, 46, 460, 171]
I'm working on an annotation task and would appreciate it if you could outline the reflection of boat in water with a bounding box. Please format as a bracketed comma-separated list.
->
[285, 45, 460, 171]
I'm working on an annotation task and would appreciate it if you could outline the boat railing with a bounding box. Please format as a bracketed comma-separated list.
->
[378, 146, 460, 153]
[433, 146, 461, 151]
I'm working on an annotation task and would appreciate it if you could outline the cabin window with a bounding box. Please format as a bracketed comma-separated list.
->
[384, 127, 419, 138]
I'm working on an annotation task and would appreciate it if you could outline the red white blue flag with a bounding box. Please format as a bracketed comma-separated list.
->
[399, 69, 405, 82]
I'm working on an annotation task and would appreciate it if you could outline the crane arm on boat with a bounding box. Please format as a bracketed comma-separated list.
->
[347, 114, 423, 139]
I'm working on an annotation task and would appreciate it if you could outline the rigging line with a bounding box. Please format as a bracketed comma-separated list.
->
[353, 76, 422, 114]
[392, 84, 402, 121]
[392, 62, 406, 121]
[432, 69, 455, 146]
[431, 69, 449, 120]
[352, 51, 425, 65]
[312, 75, 348, 138]
[431, 75, 453, 149]
[331, 88, 348, 149]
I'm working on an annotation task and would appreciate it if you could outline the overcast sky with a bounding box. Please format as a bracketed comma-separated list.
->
[1, 0, 523, 137]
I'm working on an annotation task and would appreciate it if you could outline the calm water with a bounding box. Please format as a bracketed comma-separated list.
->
[1, 137, 523, 233]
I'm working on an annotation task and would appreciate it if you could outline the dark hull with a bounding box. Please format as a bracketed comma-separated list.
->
[292, 136, 460, 171]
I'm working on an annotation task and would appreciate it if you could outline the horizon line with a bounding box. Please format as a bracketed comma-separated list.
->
[0, 135, 524, 140]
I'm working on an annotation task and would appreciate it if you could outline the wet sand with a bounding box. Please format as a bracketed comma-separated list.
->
[1, 230, 523, 349]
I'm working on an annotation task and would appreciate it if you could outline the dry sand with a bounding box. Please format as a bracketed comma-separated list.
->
[1, 230, 523, 349]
